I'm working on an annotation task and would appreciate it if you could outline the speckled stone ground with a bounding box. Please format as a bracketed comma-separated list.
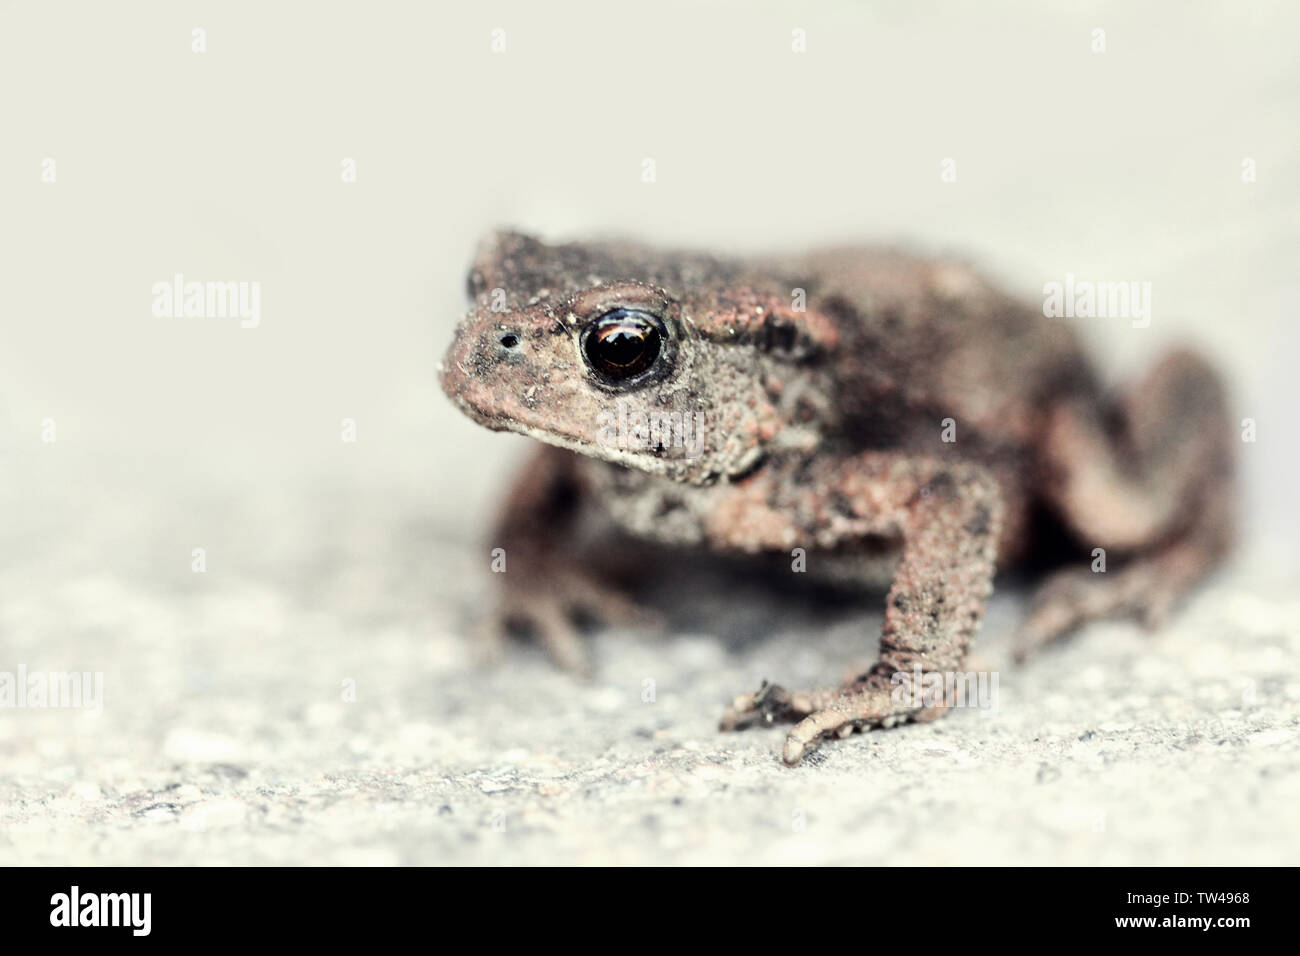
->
[1, 486, 1296, 866]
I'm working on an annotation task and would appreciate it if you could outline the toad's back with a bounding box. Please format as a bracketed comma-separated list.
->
[780, 247, 1097, 456]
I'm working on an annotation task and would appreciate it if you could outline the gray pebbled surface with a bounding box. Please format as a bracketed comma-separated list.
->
[1, 487, 1296, 866]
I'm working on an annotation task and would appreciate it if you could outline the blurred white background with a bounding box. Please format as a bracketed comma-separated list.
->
[1, 0, 1296, 547]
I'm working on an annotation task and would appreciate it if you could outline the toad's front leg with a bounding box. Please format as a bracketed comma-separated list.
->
[715, 454, 1002, 765]
[484, 444, 657, 678]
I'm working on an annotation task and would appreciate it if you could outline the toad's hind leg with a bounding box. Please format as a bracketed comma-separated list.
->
[1015, 349, 1235, 659]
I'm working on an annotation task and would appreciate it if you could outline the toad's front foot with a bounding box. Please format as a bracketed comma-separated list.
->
[718, 681, 818, 731]
[720, 676, 929, 765]
[489, 556, 661, 679]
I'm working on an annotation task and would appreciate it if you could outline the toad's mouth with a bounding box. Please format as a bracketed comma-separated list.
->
[440, 370, 586, 445]
[441, 376, 697, 479]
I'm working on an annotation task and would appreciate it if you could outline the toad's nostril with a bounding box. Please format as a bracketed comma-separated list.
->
[499, 333, 519, 349]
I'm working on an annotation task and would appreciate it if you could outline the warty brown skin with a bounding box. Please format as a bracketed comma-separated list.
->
[440, 230, 1235, 765]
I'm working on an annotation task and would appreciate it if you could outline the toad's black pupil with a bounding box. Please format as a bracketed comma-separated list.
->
[600, 326, 649, 365]
[584, 311, 661, 379]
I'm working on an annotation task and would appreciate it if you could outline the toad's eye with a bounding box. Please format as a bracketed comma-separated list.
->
[580, 309, 665, 384]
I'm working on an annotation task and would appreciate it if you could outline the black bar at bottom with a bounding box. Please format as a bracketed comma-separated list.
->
[0, 865, 1282, 942]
